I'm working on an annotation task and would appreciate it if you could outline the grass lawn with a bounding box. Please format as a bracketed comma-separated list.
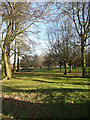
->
[2, 68, 90, 119]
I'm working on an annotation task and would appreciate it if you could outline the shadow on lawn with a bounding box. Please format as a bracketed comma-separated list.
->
[68, 82, 90, 85]
[32, 79, 58, 83]
[3, 85, 90, 94]
[14, 71, 90, 78]
[14, 72, 82, 78]
[32, 79, 90, 85]
[2, 97, 89, 119]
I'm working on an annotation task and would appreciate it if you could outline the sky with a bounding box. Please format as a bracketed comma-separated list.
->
[30, 23, 49, 55]
[24, 18, 52, 56]
[25, 3, 59, 56]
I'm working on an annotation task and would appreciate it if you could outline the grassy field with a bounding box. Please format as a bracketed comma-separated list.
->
[2, 68, 90, 119]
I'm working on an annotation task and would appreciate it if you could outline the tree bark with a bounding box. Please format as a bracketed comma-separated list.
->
[17, 40, 20, 72]
[69, 64, 72, 73]
[48, 65, 50, 71]
[74, 64, 76, 69]
[2, 42, 12, 79]
[59, 61, 62, 71]
[64, 60, 68, 75]
[4, 52, 12, 79]
[81, 45, 87, 77]
[2, 51, 6, 78]
[6, 39, 12, 78]
[13, 39, 16, 73]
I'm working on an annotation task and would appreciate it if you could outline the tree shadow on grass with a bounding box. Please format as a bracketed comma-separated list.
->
[14, 72, 48, 77]
[32, 79, 59, 83]
[14, 71, 90, 78]
[68, 82, 90, 85]
[2, 97, 89, 119]
[31, 79, 90, 85]
[53, 74, 82, 78]
[2, 85, 90, 119]
[3, 85, 90, 94]
[14, 72, 84, 79]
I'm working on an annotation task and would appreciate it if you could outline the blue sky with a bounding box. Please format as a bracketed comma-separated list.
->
[26, 22, 49, 55]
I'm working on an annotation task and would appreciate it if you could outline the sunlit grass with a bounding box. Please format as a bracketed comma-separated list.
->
[2, 68, 90, 119]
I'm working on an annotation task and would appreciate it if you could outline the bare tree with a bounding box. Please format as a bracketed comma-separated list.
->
[2, 2, 49, 79]
[45, 16, 79, 75]
[60, 2, 89, 77]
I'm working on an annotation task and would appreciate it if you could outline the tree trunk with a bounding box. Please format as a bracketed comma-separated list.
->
[59, 61, 62, 71]
[69, 64, 72, 73]
[2, 51, 6, 78]
[81, 45, 87, 77]
[2, 42, 7, 78]
[74, 64, 76, 69]
[64, 60, 68, 75]
[6, 39, 12, 78]
[13, 39, 16, 73]
[4, 52, 12, 79]
[2, 43, 12, 79]
[17, 41, 20, 72]
[17, 54, 20, 72]
[72, 64, 74, 69]
[2, 21, 12, 79]
[48, 65, 50, 71]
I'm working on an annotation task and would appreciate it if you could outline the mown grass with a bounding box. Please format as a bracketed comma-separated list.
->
[2, 68, 90, 119]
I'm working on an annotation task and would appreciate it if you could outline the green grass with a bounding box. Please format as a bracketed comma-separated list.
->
[22, 67, 90, 74]
[2, 68, 90, 119]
